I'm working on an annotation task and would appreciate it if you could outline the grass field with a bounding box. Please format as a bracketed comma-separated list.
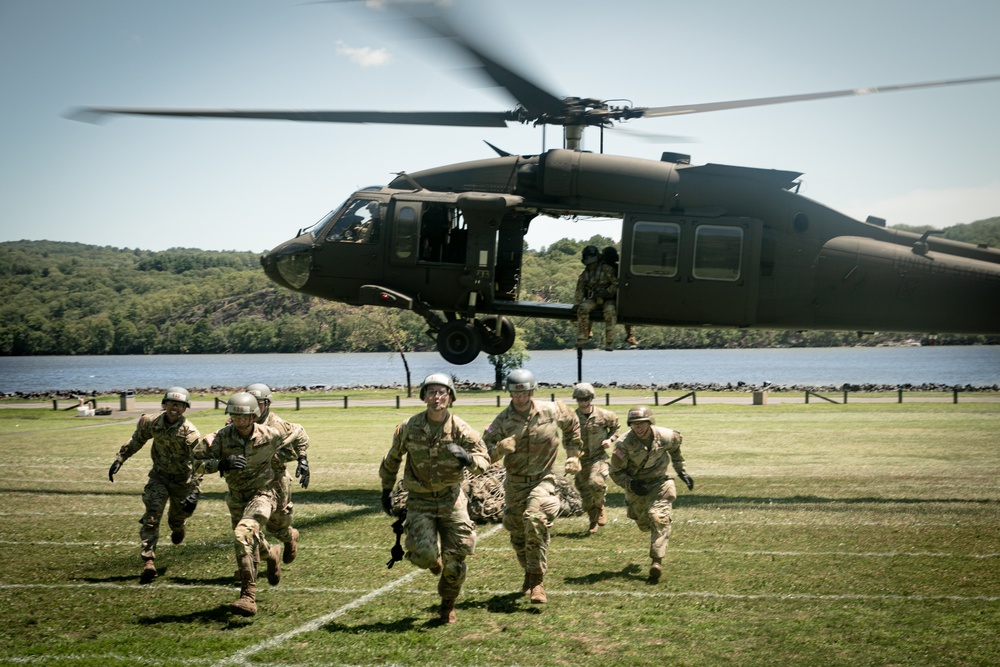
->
[1, 400, 998, 666]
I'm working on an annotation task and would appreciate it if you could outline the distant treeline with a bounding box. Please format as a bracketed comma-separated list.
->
[2, 218, 999, 356]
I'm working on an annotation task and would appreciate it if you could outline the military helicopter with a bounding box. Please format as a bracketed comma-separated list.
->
[72, 7, 1000, 364]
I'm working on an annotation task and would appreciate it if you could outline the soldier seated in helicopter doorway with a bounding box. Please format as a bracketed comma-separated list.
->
[575, 245, 619, 351]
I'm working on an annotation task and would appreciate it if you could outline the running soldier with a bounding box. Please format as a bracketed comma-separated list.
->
[108, 387, 202, 584]
[483, 369, 583, 603]
[379, 373, 490, 624]
[245, 383, 309, 565]
[575, 244, 618, 350]
[194, 392, 297, 616]
[609, 406, 694, 582]
[571, 382, 621, 534]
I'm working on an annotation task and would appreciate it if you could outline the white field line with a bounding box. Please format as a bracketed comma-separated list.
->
[210, 523, 506, 667]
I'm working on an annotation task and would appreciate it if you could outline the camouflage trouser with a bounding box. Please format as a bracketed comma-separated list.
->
[404, 487, 477, 599]
[624, 478, 677, 560]
[227, 488, 277, 563]
[503, 477, 560, 575]
[265, 470, 294, 544]
[577, 299, 617, 345]
[139, 470, 200, 561]
[574, 460, 609, 515]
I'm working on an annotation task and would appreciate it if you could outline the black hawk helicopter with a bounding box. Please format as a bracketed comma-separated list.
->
[71, 8, 1000, 364]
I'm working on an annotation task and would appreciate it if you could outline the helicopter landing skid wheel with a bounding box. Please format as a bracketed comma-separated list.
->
[436, 320, 482, 365]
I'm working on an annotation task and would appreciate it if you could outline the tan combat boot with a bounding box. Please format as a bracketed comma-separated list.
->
[230, 556, 257, 616]
[265, 545, 282, 586]
[139, 559, 157, 584]
[597, 507, 608, 526]
[529, 573, 547, 604]
[283, 528, 299, 564]
[587, 508, 600, 534]
[649, 559, 662, 583]
[439, 598, 457, 624]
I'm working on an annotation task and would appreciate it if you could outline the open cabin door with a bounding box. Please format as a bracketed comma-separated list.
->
[617, 215, 762, 327]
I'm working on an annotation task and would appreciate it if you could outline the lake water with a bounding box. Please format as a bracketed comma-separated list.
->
[1, 346, 998, 393]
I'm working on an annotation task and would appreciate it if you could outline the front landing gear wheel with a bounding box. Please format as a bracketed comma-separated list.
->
[437, 320, 482, 365]
[476, 316, 516, 355]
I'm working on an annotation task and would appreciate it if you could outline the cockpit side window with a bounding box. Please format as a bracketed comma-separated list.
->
[326, 198, 382, 244]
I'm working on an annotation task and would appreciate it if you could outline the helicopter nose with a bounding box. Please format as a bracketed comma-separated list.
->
[261, 241, 312, 290]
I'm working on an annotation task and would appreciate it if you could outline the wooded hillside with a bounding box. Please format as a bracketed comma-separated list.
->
[3, 217, 998, 355]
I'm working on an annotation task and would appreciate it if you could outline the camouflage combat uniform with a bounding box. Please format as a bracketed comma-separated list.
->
[258, 410, 309, 544]
[113, 411, 203, 563]
[574, 404, 621, 528]
[484, 399, 582, 576]
[379, 411, 490, 600]
[609, 425, 686, 561]
[193, 422, 296, 564]
[575, 262, 618, 347]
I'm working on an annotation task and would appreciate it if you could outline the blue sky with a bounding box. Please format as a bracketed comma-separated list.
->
[2, 0, 999, 254]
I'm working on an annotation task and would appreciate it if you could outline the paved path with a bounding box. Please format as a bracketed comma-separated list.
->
[7, 390, 998, 419]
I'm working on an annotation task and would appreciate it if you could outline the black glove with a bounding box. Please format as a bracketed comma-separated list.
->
[381, 488, 394, 516]
[295, 455, 310, 488]
[108, 460, 122, 482]
[218, 455, 247, 472]
[678, 470, 694, 491]
[180, 490, 199, 514]
[445, 442, 473, 468]
[628, 478, 650, 496]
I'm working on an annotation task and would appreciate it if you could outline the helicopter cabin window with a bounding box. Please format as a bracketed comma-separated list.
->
[325, 198, 381, 244]
[394, 205, 419, 260]
[419, 203, 466, 264]
[692, 225, 743, 281]
[630, 221, 679, 277]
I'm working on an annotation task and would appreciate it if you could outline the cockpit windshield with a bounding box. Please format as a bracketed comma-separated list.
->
[297, 199, 349, 239]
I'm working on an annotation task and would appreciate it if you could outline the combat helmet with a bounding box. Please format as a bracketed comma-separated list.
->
[419, 373, 456, 401]
[572, 382, 596, 400]
[581, 245, 601, 265]
[626, 405, 655, 425]
[225, 392, 261, 418]
[506, 369, 537, 392]
[245, 383, 272, 402]
[601, 246, 620, 265]
[161, 386, 191, 408]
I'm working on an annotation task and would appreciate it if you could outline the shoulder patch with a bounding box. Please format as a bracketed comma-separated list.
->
[613, 447, 626, 459]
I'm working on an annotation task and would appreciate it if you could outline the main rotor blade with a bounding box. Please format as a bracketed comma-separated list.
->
[67, 107, 514, 128]
[635, 74, 1000, 118]
[396, 7, 567, 118]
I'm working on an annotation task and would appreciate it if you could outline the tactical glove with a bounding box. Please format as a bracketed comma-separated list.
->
[295, 455, 310, 488]
[564, 457, 582, 475]
[108, 460, 122, 482]
[494, 436, 517, 457]
[180, 490, 199, 514]
[381, 488, 394, 516]
[678, 470, 694, 491]
[218, 454, 247, 472]
[445, 443, 473, 467]
[629, 478, 650, 495]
